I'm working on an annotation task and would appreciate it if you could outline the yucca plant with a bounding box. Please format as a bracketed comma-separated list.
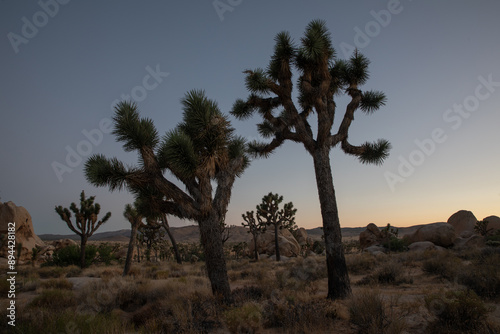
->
[85, 90, 249, 303]
[231, 20, 390, 299]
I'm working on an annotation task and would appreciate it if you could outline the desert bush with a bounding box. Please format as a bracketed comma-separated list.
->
[382, 236, 408, 252]
[12, 309, 128, 334]
[287, 257, 327, 282]
[28, 289, 76, 310]
[425, 289, 494, 333]
[358, 261, 412, 286]
[346, 252, 378, 275]
[457, 264, 500, 299]
[264, 296, 338, 331]
[46, 244, 98, 267]
[224, 302, 263, 333]
[312, 240, 325, 254]
[349, 289, 406, 334]
[96, 242, 120, 265]
[231, 286, 265, 305]
[39, 277, 73, 290]
[422, 251, 462, 281]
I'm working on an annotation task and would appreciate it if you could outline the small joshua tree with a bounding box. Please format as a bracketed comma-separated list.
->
[256, 192, 297, 261]
[55, 190, 111, 268]
[241, 210, 265, 261]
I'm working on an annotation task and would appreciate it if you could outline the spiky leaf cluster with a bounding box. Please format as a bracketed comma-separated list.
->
[231, 19, 391, 165]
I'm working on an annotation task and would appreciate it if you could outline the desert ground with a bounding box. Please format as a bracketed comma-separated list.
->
[2, 239, 500, 334]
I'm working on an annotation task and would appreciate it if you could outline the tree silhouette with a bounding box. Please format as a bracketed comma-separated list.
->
[241, 210, 264, 261]
[85, 90, 249, 303]
[231, 20, 390, 299]
[55, 190, 111, 268]
[256, 192, 297, 261]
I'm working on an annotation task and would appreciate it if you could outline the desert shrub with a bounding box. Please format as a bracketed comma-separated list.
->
[154, 270, 170, 279]
[312, 240, 325, 254]
[96, 242, 120, 265]
[264, 297, 338, 331]
[458, 264, 500, 299]
[39, 277, 73, 290]
[343, 239, 360, 254]
[224, 302, 263, 333]
[12, 309, 128, 334]
[425, 289, 494, 333]
[36, 264, 80, 279]
[349, 290, 406, 334]
[358, 261, 412, 286]
[28, 289, 76, 310]
[382, 236, 408, 252]
[231, 286, 265, 304]
[422, 251, 462, 281]
[346, 252, 378, 275]
[47, 244, 98, 267]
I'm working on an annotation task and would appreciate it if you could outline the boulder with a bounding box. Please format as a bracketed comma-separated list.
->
[294, 228, 311, 246]
[408, 241, 437, 252]
[403, 222, 456, 248]
[359, 223, 383, 249]
[248, 228, 300, 257]
[482, 215, 500, 234]
[447, 210, 477, 235]
[52, 238, 78, 250]
[364, 245, 386, 256]
[0, 201, 44, 262]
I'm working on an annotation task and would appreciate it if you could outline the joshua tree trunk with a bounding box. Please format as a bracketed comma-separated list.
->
[274, 221, 280, 261]
[161, 218, 182, 264]
[80, 235, 88, 269]
[253, 235, 259, 261]
[313, 147, 352, 299]
[123, 221, 140, 276]
[198, 215, 232, 303]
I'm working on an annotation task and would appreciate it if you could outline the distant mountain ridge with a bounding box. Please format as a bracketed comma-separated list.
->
[39, 224, 426, 243]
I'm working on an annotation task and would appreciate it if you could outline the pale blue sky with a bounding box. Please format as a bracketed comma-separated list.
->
[1, 1, 499, 234]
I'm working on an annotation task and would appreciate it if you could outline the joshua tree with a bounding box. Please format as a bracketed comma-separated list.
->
[133, 193, 183, 264]
[231, 20, 390, 299]
[256, 192, 297, 262]
[122, 201, 144, 276]
[85, 90, 249, 303]
[55, 190, 111, 268]
[241, 210, 264, 261]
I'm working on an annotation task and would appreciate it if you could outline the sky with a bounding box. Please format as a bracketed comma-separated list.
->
[0, 0, 499, 235]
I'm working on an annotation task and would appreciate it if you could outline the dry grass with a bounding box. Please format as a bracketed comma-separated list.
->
[9, 244, 500, 333]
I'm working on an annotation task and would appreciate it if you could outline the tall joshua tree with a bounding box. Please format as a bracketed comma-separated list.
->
[55, 190, 111, 268]
[241, 210, 264, 261]
[231, 20, 391, 299]
[85, 90, 249, 303]
[256, 192, 296, 262]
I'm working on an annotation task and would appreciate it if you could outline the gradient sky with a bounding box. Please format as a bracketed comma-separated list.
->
[1, 1, 499, 235]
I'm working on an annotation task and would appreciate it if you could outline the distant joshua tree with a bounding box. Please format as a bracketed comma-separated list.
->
[256, 192, 297, 262]
[55, 190, 111, 268]
[231, 20, 390, 299]
[241, 210, 264, 261]
[85, 90, 249, 303]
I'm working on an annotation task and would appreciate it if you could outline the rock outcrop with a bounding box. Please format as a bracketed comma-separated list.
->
[248, 228, 301, 257]
[483, 215, 500, 234]
[447, 210, 477, 236]
[359, 223, 384, 249]
[403, 222, 456, 248]
[0, 201, 44, 262]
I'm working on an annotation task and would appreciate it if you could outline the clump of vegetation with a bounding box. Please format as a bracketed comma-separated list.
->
[45, 244, 98, 268]
[425, 289, 495, 333]
[28, 289, 76, 310]
[349, 289, 407, 334]
[224, 302, 263, 333]
[358, 261, 413, 286]
[346, 252, 379, 275]
[422, 250, 462, 281]
[96, 242, 120, 265]
[39, 277, 73, 290]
